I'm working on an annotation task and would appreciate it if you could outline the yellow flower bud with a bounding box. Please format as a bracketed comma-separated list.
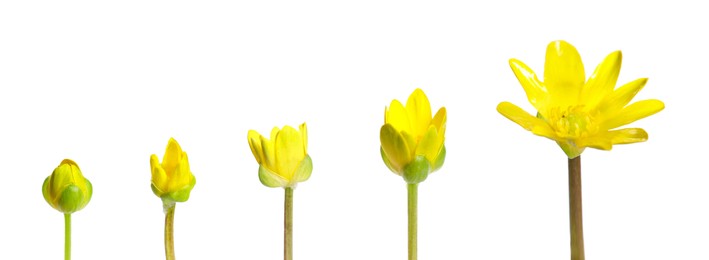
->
[42, 159, 93, 214]
[150, 138, 196, 203]
[247, 123, 312, 188]
[380, 89, 446, 183]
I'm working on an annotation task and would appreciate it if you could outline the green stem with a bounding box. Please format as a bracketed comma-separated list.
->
[64, 213, 71, 260]
[165, 203, 176, 260]
[407, 183, 418, 260]
[569, 156, 585, 260]
[285, 187, 294, 260]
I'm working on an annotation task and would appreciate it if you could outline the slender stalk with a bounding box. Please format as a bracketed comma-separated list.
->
[407, 183, 418, 260]
[64, 213, 71, 260]
[284, 187, 294, 260]
[568, 156, 585, 260]
[165, 204, 176, 260]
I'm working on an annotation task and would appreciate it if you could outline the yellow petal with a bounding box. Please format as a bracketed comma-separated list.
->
[162, 138, 183, 176]
[415, 125, 443, 164]
[608, 128, 648, 144]
[602, 99, 664, 130]
[509, 58, 549, 111]
[544, 40, 585, 105]
[175, 152, 192, 187]
[581, 51, 622, 108]
[247, 130, 265, 164]
[274, 126, 305, 181]
[385, 99, 411, 134]
[576, 136, 612, 150]
[270, 126, 280, 141]
[497, 102, 556, 139]
[598, 78, 648, 115]
[150, 154, 167, 193]
[406, 88, 432, 138]
[431, 107, 447, 137]
[299, 123, 308, 154]
[260, 135, 276, 171]
[380, 124, 411, 173]
[400, 131, 417, 157]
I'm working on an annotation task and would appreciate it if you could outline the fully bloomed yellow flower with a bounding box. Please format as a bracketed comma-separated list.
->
[497, 40, 664, 158]
[42, 159, 93, 214]
[380, 88, 446, 184]
[247, 123, 312, 188]
[150, 138, 196, 203]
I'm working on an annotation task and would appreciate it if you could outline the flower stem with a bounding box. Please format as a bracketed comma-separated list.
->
[284, 187, 294, 260]
[407, 183, 418, 260]
[64, 213, 71, 260]
[568, 156, 585, 260]
[165, 203, 176, 260]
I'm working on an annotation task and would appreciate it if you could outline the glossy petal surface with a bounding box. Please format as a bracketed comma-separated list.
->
[498, 40, 664, 158]
[380, 88, 446, 181]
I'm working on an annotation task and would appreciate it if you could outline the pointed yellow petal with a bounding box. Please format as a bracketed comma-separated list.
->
[598, 78, 648, 115]
[509, 58, 549, 111]
[406, 88, 432, 138]
[608, 128, 648, 144]
[385, 99, 411, 134]
[575, 136, 612, 151]
[582, 51, 622, 108]
[380, 124, 411, 173]
[400, 131, 417, 158]
[270, 126, 280, 141]
[415, 125, 443, 164]
[299, 123, 308, 154]
[602, 99, 664, 129]
[162, 138, 182, 176]
[150, 154, 167, 193]
[497, 102, 556, 139]
[260, 135, 276, 171]
[247, 130, 265, 164]
[274, 126, 304, 181]
[431, 107, 447, 137]
[544, 40, 585, 104]
[175, 152, 192, 187]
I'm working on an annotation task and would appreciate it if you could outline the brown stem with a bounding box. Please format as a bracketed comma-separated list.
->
[569, 156, 585, 260]
[284, 187, 293, 260]
[165, 204, 176, 260]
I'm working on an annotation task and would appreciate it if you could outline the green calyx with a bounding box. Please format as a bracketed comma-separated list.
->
[42, 176, 93, 214]
[152, 177, 196, 203]
[403, 155, 430, 184]
[259, 154, 313, 188]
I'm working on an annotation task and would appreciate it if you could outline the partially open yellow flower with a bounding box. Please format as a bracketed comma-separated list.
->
[497, 40, 664, 158]
[380, 88, 446, 184]
[42, 159, 93, 214]
[247, 123, 312, 188]
[150, 138, 196, 203]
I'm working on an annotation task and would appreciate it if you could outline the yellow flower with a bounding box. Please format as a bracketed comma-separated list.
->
[42, 159, 93, 214]
[247, 123, 312, 188]
[150, 138, 196, 203]
[497, 40, 665, 158]
[380, 88, 446, 183]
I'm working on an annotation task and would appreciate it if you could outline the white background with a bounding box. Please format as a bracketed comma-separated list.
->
[0, 1, 705, 259]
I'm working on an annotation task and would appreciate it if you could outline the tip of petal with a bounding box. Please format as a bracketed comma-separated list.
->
[60, 159, 78, 166]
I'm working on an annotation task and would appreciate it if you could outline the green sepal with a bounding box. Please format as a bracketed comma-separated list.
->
[58, 185, 84, 214]
[380, 147, 400, 175]
[293, 155, 313, 183]
[42, 176, 52, 208]
[157, 175, 196, 203]
[403, 155, 430, 184]
[432, 145, 446, 172]
[557, 140, 584, 159]
[259, 165, 289, 188]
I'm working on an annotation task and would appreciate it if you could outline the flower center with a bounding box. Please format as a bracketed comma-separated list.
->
[545, 106, 598, 139]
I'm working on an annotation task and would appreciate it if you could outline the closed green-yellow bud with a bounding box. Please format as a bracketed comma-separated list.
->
[42, 159, 93, 214]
